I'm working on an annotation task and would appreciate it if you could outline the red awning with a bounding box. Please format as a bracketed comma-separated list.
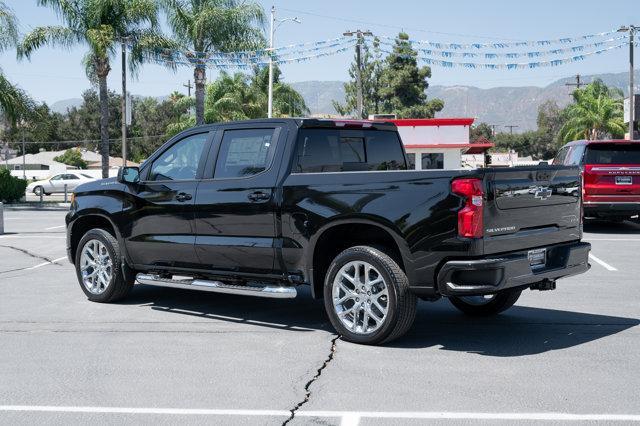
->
[390, 118, 475, 127]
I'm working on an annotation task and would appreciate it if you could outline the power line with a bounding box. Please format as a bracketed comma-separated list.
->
[280, 7, 526, 42]
[4, 134, 168, 146]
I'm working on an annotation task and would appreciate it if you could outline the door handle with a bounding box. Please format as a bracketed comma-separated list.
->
[175, 192, 192, 202]
[248, 191, 271, 202]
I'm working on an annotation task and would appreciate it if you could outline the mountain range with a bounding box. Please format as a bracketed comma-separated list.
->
[51, 71, 639, 132]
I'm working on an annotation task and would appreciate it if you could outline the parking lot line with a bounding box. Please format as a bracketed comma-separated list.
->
[586, 238, 640, 242]
[25, 256, 67, 270]
[1, 406, 640, 422]
[588, 253, 618, 271]
[0, 236, 65, 239]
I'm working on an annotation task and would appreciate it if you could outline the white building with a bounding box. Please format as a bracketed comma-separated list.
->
[5, 149, 137, 180]
[388, 118, 493, 170]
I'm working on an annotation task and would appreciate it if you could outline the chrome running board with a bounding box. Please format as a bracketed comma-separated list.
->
[135, 274, 297, 299]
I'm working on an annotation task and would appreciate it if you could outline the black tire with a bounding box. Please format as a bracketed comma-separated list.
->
[33, 186, 43, 196]
[74, 228, 135, 303]
[449, 288, 522, 316]
[323, 246, 417, 345]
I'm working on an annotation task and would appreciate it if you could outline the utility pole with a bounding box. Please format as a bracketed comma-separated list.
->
[618, 25, 638, 140]
[344, 29, 373, 119]
[121, 38, 128, 166]
[505, 125, 519, 135]
[268, 6, 301, 118]
[21, 127, 25, 180]
[488, 124, 499, 136]
[565, 74, 586, 94]
[183, 80, 193, 97]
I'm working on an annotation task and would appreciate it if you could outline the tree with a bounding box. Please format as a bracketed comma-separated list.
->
[128, 96, 184, 161]
[20, 0, 170, 178]
[250, 66, 308, 118]
[560, 79, 625, 142]
[1, 103, 64, 154]
[161, 0, 265, 126]
[167, 66, 308, 135]
[0, 1, 34, 125]
[470, 122, 494, 142]
[58, 89, 123, 148]
[54, 148, 88, 169]
[378, 32, 444, 118]
[333, 39, 384, 118]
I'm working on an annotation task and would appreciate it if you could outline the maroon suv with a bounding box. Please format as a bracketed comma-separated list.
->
[554, 140, 640, 221]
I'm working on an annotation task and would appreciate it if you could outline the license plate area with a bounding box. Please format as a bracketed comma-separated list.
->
[528, 248, 547, 269]
[615, 176, 632, 185]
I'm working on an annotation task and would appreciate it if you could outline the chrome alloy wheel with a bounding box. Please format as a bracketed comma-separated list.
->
[79, 239, 113, 295]
[458, 294, 497, 305]
[332, 260, 389, 334]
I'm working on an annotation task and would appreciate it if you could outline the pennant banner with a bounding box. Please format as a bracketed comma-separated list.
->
[378, 43, 625, 70]
[379, 29, 619, 50]
[142, 36, 351, 63]
[148, 40, 356, 69]
[377, 36, 627, 59]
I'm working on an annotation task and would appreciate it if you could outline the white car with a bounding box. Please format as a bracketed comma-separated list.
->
[27, 173, 95, 196]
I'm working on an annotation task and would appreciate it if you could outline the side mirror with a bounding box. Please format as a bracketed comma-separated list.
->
[117, 166, 140, 184]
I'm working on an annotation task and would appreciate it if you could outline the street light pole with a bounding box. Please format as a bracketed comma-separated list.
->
[267, 6, 300, 118]
[619, 25, 638, 140]
[629, 27, 635, 140]
[268, 6, 274, 118]
[121, 38, 128, 166]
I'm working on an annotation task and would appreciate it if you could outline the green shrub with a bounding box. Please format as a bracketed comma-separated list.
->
[0, 168, 28, 203]
[54, 148, 88, 169]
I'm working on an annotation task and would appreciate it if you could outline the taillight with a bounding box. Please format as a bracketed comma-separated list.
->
[451, 178, 484, 238]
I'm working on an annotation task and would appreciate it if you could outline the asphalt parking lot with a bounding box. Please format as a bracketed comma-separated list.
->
[1, 208, 639, 425]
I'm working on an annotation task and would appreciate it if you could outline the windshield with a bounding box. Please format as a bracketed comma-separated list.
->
[584, 144, 640, 164]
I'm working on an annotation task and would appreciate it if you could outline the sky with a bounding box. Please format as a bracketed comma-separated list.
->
[1, 0, 639, 105]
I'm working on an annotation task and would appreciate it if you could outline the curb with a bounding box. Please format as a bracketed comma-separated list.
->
[2, 203, 70, 211]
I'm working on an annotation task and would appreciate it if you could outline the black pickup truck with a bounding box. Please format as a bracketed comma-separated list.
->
[66, 118, 590, 345]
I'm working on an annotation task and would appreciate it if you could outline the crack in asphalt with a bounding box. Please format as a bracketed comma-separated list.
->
[0, 245, 63, 274]
[283, 334, 340, 425]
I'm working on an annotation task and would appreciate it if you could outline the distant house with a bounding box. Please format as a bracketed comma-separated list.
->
[5, 148, 138, 180]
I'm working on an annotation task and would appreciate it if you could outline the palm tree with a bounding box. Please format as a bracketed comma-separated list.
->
[0, 1, 34, 125]
[206, 72, 262, 122]
[19, 0, 173, 178]
[560, 79, 626, 142]
[251, 66, 308, 117]
[162, 0, 265, 126]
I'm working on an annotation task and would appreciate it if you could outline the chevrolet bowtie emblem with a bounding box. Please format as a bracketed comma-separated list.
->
[533, 186, 552, 200]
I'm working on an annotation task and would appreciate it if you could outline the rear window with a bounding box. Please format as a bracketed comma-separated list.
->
[584, 144, 640, 164]
[293, 129, 406, 173]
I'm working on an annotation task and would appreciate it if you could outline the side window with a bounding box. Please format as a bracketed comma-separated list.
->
[149, 133, 208, 181]
[421, 153, 444, 170]
[365, 131, 407, 170]
[553, 147, 569, 165]
[406, 153, 416, 170]
[214, 128, 276, 179]
[64, 174, 79, 180]
[294, 129, 406, 173]
[566, 145, 585, 165]
[50, 175, 63, 181]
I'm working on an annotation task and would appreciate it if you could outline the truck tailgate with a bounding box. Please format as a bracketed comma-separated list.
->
[482, 166, 582, 254]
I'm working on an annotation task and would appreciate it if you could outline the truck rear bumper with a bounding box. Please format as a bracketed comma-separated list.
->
[436, 241, 591, 296]
[584, 202, 640, 217]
